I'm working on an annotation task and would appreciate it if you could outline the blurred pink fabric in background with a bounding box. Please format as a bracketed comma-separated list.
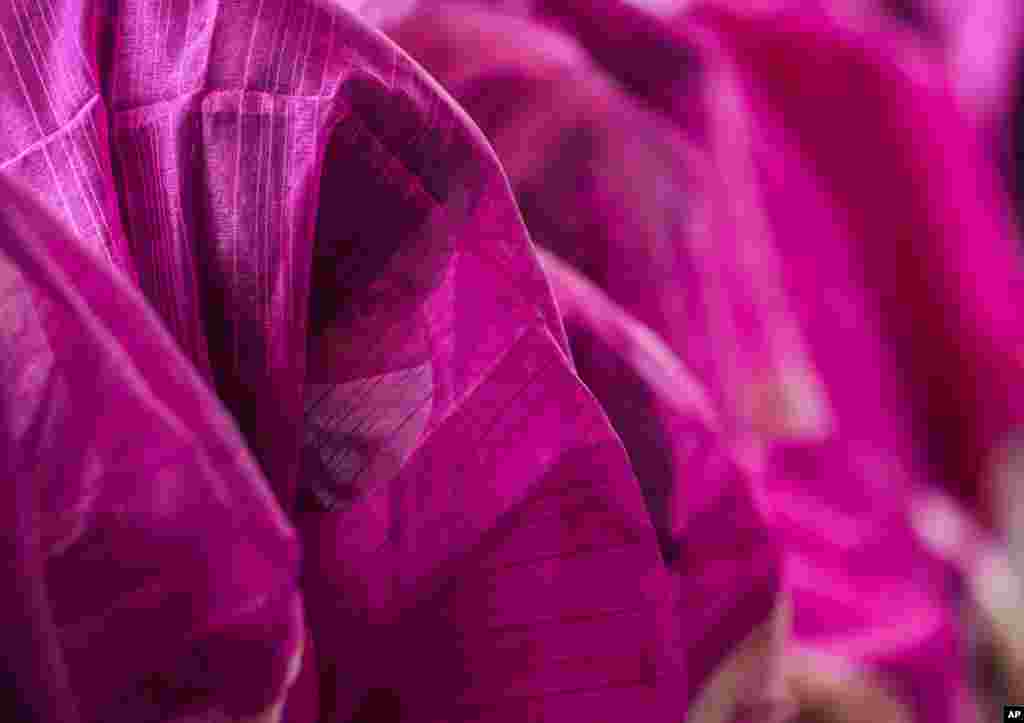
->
[385, 1, 1024, 721]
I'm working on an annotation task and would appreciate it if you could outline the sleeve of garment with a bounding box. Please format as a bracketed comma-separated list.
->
[0, 177, 304, 723]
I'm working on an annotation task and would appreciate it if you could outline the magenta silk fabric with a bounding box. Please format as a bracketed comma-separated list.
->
[384, 2, 1024, 721]
[385, 4, 798, 717]
[539, 250, 791, 723]
[0, 178, 304, 722]
[669, 0, 1024, 528]
[0, 1, 675, 722]
[528, 1, 1024, 720]
[5, 0, 1024, 721]
[514, 0, 1024, 527]
[384, 6, 798, 721]
[618, 0, 1024, 153]
[671, 7, 1024, 720]
[826, 0, 1024, 175]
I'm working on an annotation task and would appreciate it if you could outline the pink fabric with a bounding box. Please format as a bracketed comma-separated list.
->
[387, 1, 1024, 721]
[674, 3, 1023, 719]
[0, 176, 303, 722]
[1, 0, 674, 720]
[5, 0, 1022, 720]
[540, 249, 792, 722]
[386, 6, 798, 719]
[692, 5, 1024, 718]
[677, 0, 1024, 529]
[834, 0, 1024, 163]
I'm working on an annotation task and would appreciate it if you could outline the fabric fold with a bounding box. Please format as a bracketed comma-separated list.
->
[0, 176, 304, 722]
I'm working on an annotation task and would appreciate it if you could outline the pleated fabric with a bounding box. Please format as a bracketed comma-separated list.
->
[545, 1, 1024, 720]
[384, 1, 1024, 721]
[540, 249, 792, 723]
[386, 6, 804, 721]
[1, 1, 674, 721]
[0, 176, 304, 722]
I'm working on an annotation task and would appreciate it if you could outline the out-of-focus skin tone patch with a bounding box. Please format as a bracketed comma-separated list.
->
[969, 554, 1024, 708]
[785, 649, 913, 723]
[989, 436, 1024, 699]
[991, 434, 1024, 576]
[910, 484, 1024, 708]
[688, 595, 795, 723]
[748, 364, 833, 444]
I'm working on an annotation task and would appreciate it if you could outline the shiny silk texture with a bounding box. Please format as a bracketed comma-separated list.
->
[0, 1, 674, 721]
[385, 8, 794, 721]
[386, 6, 803, 722]
[539, 249, 792, 723]
[557, 0, 1024, 482]
[828, 0, 1024, 179]
[626, 0, 1024, 210]
[385, 2, 1024, 721]
[0, 178, 304, 721]
[670, 9, 1024, 718]
[537, 1, 1024, 720]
